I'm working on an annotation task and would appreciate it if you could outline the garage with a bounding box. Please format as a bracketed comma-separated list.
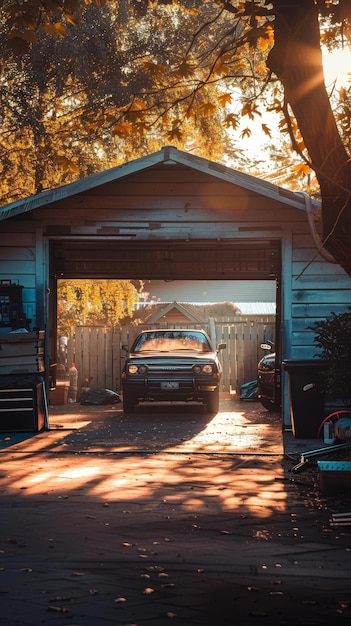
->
[1, 145, 351, 429]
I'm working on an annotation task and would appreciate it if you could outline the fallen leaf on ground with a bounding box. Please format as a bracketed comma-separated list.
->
[47, 605, 70, 613]
[143, 587, 154, 594]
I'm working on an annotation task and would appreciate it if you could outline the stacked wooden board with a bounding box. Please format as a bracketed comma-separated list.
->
[0, 331, 45, 374]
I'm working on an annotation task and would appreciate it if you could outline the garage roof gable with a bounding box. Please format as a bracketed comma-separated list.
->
[0, 145, 315, 222]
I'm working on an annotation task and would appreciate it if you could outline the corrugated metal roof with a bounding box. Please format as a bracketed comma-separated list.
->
[234, 302, 276, 315]
[141, 280, 277, 303]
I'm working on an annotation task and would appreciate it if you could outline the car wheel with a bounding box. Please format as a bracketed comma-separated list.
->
[123, 391, 136, 414]
[259, 397, 280, 412]
[205, 389, 220, 414]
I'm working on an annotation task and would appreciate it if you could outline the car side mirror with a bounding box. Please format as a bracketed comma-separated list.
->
[122, 344, 129, 351]
[217, 343, 226, 351]
[260, 343, 273, 351]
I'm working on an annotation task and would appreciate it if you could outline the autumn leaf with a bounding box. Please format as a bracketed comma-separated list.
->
[268, 98, 283, 114]
[339, 87, 347, 101]
[224, 113, 239, 129]
[111, 121, 133, 137]
[292, 164, 310, 177]
[261, 123, 271, 137]
[241, 101, 261, 120]
[44, 23, 67, 39]
[213, 53, 233, 76]
[124, 99, 148, 123]
[178, 5, 199, 16]
[218, 93, 232, 107]
[143, 60, 167, 81]
[258, 25, 274, 51]
[132, 99, 147, 111]
[63, 12, 77, 27]
[124, 110, 144, 123]
[175, 58, 196, 78]
[54, 156, 79, 173]
[255, 62, 267, 75]
[200, 102, 216, 117]
[133, 121, 148, 136]
[241, 127, 252, 139]
[168, 127, 182, 141]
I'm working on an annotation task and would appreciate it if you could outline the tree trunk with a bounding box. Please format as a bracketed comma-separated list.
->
[267, 0, 351, 276]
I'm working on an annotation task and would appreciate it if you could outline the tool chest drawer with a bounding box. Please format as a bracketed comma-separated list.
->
[0, 384, 45, 432]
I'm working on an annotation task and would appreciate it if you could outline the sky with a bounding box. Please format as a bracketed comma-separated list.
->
[226, 44, 351, 172]
[322, 46, 351, 87]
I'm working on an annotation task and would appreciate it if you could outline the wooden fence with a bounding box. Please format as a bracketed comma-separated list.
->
[63, 318, 275, 397]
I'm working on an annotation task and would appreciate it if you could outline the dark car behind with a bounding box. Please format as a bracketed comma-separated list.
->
[257, 348, 281, 412]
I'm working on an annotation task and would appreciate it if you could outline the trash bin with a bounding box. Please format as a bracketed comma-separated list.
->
[282, 360, 328, 438]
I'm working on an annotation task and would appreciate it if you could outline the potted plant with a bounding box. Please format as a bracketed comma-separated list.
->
[310, 308, 351, 407]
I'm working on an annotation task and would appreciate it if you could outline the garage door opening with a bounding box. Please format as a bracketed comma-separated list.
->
[48, 237, 281, 445]
[52, 277, 278, 403]
[50, 275, 280, 455]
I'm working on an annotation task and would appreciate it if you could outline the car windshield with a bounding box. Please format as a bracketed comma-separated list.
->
[132, 330, 212, 353]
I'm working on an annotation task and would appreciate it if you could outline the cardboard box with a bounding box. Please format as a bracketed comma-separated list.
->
[49, 385, 69, 405]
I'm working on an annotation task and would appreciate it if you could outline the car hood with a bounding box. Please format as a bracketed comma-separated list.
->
[258, 353, 276, 369]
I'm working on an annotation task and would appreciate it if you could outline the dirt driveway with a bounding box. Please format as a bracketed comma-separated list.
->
[0, 397, 350, 625]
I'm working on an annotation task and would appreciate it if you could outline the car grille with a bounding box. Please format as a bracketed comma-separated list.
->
[146, 363, 199, 374]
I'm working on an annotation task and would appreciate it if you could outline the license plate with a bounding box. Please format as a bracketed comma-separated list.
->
[161, 381, 179, 390]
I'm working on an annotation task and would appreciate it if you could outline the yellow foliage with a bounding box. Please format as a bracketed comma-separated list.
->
[57, 279, 143, 336]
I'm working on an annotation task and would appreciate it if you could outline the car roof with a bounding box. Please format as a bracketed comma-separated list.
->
[137, 328, 207, 334]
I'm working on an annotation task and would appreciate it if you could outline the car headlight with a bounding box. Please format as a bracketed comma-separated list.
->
[193, 364, 213, 374]
[127, 364, 147, 374]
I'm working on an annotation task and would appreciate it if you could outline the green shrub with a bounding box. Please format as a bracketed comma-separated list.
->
[310, 308, 351, 402]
